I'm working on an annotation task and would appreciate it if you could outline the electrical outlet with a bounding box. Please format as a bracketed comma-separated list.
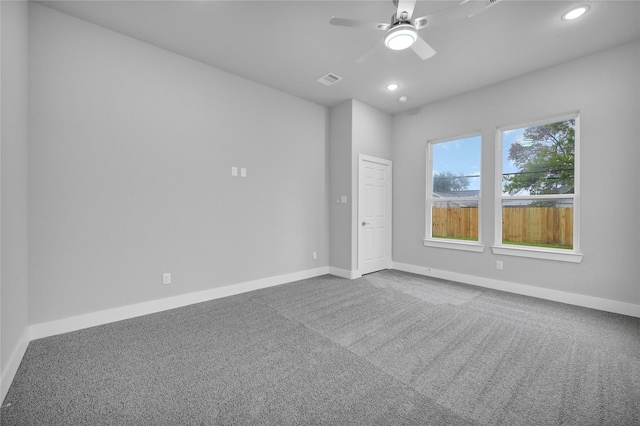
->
[162, 273, 171, 285]
[496, 261, 503, 270]
[231, 167, 238, 177]
[312, 252, 318, 260]
[240, 168, 247, 178]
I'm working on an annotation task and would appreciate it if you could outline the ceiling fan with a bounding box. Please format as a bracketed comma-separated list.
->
[330, 0, 500, 61]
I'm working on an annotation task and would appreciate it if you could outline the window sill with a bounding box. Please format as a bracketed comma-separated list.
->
[423, 239, 485, 253]
[491, 245, 583, 263]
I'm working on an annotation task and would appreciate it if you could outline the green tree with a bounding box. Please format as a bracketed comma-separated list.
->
[503, 120, 575, 195]
[433, 171, 470, 192]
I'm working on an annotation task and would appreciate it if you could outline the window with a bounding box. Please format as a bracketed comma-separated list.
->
[494, 112, 582, 263]
[425, 134, 483, 252]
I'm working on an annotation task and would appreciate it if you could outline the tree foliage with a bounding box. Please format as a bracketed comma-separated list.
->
[433, 171, 470, 193]
[503, 120, 575, 195]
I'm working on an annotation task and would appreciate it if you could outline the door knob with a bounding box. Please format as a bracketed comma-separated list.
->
[362, 221, 370, 226]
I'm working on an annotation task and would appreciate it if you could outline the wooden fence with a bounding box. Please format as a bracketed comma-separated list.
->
[432, 207, 478, 240]
[432, 207, 573, 247]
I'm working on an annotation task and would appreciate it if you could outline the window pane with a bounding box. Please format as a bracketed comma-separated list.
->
[502, 119, 575, 196]
[432, 136, 481, 198]
[502, 199, 573, 249]
[432, 200, 479, 241]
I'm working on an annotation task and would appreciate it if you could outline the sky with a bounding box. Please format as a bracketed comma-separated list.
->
[432, 135, 481, 191]
[431, 130, 525, 193]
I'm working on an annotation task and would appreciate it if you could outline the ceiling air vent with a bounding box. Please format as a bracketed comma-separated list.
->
[317, 73, 343, 86]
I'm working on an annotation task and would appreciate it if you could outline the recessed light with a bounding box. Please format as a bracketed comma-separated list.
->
[386, 83, 399, 91]
[399, 96, 408, 103]
[562, 5, 589, 20]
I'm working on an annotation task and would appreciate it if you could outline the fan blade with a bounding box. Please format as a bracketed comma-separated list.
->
[411, 36, 436, 60]
[414, 0, 493, 30]
[330, 17, 390, 31]
[396, 0, 417, 20]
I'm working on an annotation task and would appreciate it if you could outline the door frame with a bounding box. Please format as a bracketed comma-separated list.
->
[357, 154, 392, 275]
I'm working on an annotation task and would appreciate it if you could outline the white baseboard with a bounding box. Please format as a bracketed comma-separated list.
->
[1, 328, 30, 403]
[392, 262, 640, 318]
[328, 267, 361, 279]
[30, 266, 330, 341]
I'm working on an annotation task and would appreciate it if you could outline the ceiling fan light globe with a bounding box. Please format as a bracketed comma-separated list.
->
[384, 25, 417, 50]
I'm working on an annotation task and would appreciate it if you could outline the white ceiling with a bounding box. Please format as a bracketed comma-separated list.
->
[38, 0, 640, 114]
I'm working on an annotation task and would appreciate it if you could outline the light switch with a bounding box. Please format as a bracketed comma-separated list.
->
[341, 196, 347, 204]
[231, 167, 238, 177]
[241, 168, 247, 177]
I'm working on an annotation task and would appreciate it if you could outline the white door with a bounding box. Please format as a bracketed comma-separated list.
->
[358, 155, 392, 275]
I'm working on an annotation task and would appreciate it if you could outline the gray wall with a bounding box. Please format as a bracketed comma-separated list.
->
[28, 4, 329, 324]
[352, 100, 393, 160]
[1, 0, 30, 382]
[392, 40, 640, 304]
[329, 101, 353, 271]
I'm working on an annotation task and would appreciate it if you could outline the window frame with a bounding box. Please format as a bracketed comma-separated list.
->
[492, 111, 583, 263]
[424, 132, 484, 253]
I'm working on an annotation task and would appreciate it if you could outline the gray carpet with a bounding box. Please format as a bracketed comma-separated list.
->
[2, 270, 639, 425]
